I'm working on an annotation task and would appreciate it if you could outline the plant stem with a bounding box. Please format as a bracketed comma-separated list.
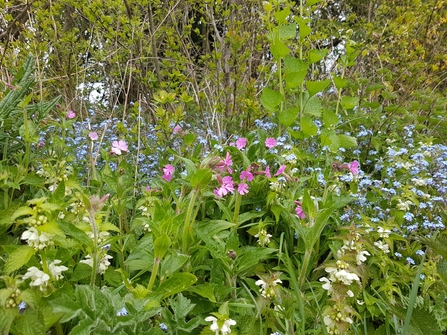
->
[298, 249, 312, 288]
[232, 192, 242, 227]
[182, 189, 198, 254]
[147, 258, 160, 291]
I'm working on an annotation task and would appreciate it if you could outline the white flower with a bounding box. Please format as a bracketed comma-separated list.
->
[334, 269, 360, 285]
[347, 290, 354, 297]
[205, 316, 236, 335]
[396, 199, 412, 211]
[48, 260, 68, 280]
[377, 227, 391, 238]
[356, 250, 370, 264]
[319, 277, 333, 292]
[374, 241, 390, 253]
[23, 267, 50, 291]
[411, 178, 426, 187]
[21, 227, 53, 250]
[80, 254, 113, 274]
[255, 277, 282, 298]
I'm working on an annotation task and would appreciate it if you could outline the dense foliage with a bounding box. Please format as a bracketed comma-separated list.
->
[1, 0, 447, 334]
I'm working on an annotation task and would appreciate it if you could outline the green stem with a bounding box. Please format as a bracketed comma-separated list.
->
[23, 107, 30, 171]
[298, 249, 312, 288]
[232, 192, 242, 227]
[182, 189, 198, 254]
[55, 321, 64, 335]
[89, 212, 98, 286]
[147, 259, 160, 291]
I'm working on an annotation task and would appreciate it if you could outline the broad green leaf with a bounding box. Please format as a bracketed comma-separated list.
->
[278, 24, 296, 40]
[284, 55, 308, 73]
[235, 248, 276, 275]
[190, 168, 212, 190]
[11, 206, 35, 221]
[337, 134, 358, 149]
[307, 0, 323, 5]
[274, 7, 291, 24]
[301, 116, 318, 137]
[260, 88, 282, 112]
[306, 80, 330, 98]
[341, 96, 359, 110]
[285, 71, 307, 88]
[308, 48, 329, 64]
[278, 107, 299, 127]
[188, 283, 216, 302]
[57, 221, 94, 250]
[184, 133, 195, 146]
[297, 18, 311, 40]
[303, 96, 322, 117]
[322, 109, 338, 128]
[154, 234, 171, 260]
[237, 211, 265, 225]
[151, 273, 197, 300]
[333, 75, 347, 89]
[270, 39, 290, 59]
[49, 293, 84, 323]
[4, 245, 35, 273]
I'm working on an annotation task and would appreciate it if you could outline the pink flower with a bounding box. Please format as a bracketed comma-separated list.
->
[173, 125, 182, 134]
[162, 164, 175, 182]
[264, 166, 271, 178]
[240, 170, 254, 182]
[294, 201, 306, 219]
[88, 132, 98, 141]
[219, 152, 233, 174]
[274, 165, 286, 177]
[214, 176, 235, 197]
[111, 140, 128, 155]
[349, 160, 359, 175]
[66, 110, 76, 119]
[265, 137, 277, 149]
[238, 183, 249, 195]
[236, 138, 247, 150]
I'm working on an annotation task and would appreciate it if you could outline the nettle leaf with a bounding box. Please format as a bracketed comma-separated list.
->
[308, 48, 329, 64]
[303, 96, 322, 117]
[278, 23, 296, 40]
[235, 247, 276, 275]
[270, 39, 290, 59]
[260, 88, 282, 112]
[11, 206, 35, 222]
[284, 55, 308, 88]
[337, 134, 358, 149]
[306, 80, 330, 98]
[297, 17, 311, 39]
[57, 221, 94, 250]
[333, 75, 347, 89]
[322, 109, 338, 128]
[341, 96, 359, 110]
[274, 6, 291, 24]
[278, 107, 299, 127]
[301, 116, 318, 137]
[4, 245, 35, 274]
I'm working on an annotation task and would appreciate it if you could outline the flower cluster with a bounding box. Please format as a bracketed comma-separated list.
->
[22, 259, 68, 291]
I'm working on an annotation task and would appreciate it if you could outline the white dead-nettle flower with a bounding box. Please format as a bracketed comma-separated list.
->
[21, 227, 53, 250]
[396, 199, 413, 211]
[254, 229, 272, 246]
[356, 250, 370, 265]
[319, 277, 333, 293]
[23, 267, 50, 291]
[374, 241, 390, 253]
[347, 290, 354, 297]
[255, 277, 282, 298]
[377, 227, 391, 238]
[205, 316, 236, 335]
[401, 161, 413, 169]
[48, 260, 68, 280]
[86, 231, 110, 243]
[411, 178, 426, 187]
[325, 267, 360, 286]
[80, 254, 113, 274]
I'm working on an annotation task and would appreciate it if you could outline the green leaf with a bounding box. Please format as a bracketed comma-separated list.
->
[274, 7, 291, 24]
[322, 109, 338, 128]
[333, 75, 347, 89]
[300, 116, 318, 137]
[154, 234, 171, 260]
[190, 168, 212, 190]
[297, 18, 311, 40]
[11, 206, 35, 221]
[303, 96, 322, 117]
[260, 88, 282, 112]
[4, 245, 35, 273]
[151, 273, 197, 300]
[57, 221, 94, 250]
[270, 39, 290, 59]
[278, 107, 299, 127]
[284, 55, 308, 73]
[278, 24, 296, 40]
[184, 133, 196, 146]
[337, 134, 358, 149]
[306, 80, 330, 98]
[340, 96, 359, 110]
[188, 283, 216, 302]
[307, 0, 323, 5]
[235, 248, 276, 275]
[308, 48, 329, 64]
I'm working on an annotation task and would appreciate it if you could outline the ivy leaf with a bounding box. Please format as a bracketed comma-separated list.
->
[260, 88, 282, 112]
[278, 107, 299, 127]
[4, 245, 35, 274]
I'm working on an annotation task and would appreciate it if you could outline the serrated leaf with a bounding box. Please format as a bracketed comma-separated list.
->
[274, 7, 291, 24]
[322, 109, 339, 128]
[341, 96, 359, 110]
[297, 18, 311, 39]
[308, 48, 328, 64]
[57, 221, 94, 250]
[11, 206, 35, 221]
[260, 88, 282, 112]
[5, 245, 35, 273]
[337, 134, 358, 149]
[270, 39, 290, 59]
[278, 24, 296, 40]
[278, 107, 299, 127]
[306, 80, 330, 98]
[284, 55, 308, 73]
[304, 96, 322, 116]
[333, 75, 347, 89]
[285, 71, 307, 88]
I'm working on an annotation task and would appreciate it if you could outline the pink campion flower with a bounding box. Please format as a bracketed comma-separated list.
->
[66, 110, 76, 119]
[240, 170, 254, 182]
[111, 140, 128, 155]
[265, 137, 277, 149]
[294, 201, 306, 219]
[264, 166, 271, 178]
[173, 125, 182, 134]
[349, 160, 359, 175]
[238, 183, 249, 195]
[236, 137, 247, 150]
[274, 165, 286, 177]
[162, 164, 175, 181]
[88, 132, 98, 141]
[214, 176, 235, 197]
[220, 152, 233, 174]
